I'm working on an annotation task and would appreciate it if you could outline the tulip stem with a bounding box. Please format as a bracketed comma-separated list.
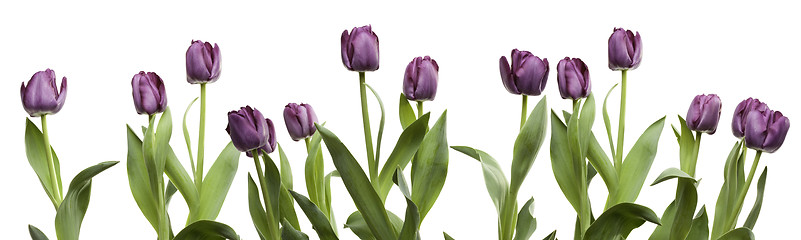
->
[614, 70, 628, 172]
[41, 115, 62, 208]
[196, 83, 207, 191]
[688, 132, 702, 177]
[252, 150, 280, 240]
[417, 101, 424, 118]
[724, 150, 762, 232]
[520, 95, 528, 130]
[359, 72, 377, 182]
[304, 137, 311, 153]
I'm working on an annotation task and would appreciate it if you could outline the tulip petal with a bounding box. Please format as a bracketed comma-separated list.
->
[500, 56, 518, 94]
[341, 30, 352, 69]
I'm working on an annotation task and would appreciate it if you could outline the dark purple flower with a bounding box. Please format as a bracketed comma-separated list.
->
[732, 98, 770, 138]
[686, 94, 722, 134]
[186, 40, 221, 84]
[500, 49, 549, 96]
[608, 28, 643, 71]
[556, 57, 591, 100]
[246, 118, 277, 158]
[132, 71, 167, 115]
[403, 56, 439, 101]
[226, 106, 269, 152]
[283, 103, 318, 141]
[744, 109, 790, 153]
[341, 25, 379, 72]
[20, 69, 67, 117]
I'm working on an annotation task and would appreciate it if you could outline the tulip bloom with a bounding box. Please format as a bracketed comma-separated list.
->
[246, 118, 277, 157]
[557, 57, 591, 100]
[284, 103, 318, 141]
[226, 106, 270, 152]
[186, 40, 221, 84]
[500, 49, 549, 96]
[21, 69, 67, 117]
[732, 98, 770, 138]
[608, 28, 642, 71]
[341, 25, 380, 72]
[686, 94, 722, 134]
[403, 56, 439, 101]
[132, 71, 167, 115]
[744, 109, 790, 153]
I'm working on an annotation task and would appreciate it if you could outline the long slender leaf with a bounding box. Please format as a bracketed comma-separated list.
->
[183, 97, 199, 174]
[451, 146, 508, 213]
[396, 168, 420, 240]
[24, 118, 62, 208]
[743, 167, 767, 230]
[289, 190, 338, 240]
[549, 111, 582, 213]
[304, 130, 325, 213]
[365, 83, 386, 163]
[513, 198, 537, 240]
[247, 174, 272, 240]
[717, 228, 754, 240]
[649, 200, 676, 240]
[711, 142, 743, 239]
[28, 225, 50, 240]
[411, 111, 449, 221]
[376, 113, 430, 200]
[55, 161, 118, 240]
[686, 206, 709, 240]
[173, 220, 240, 240]
[510, 97, 548, 196]
[669, 179, 698, 240]
[651, 168, 696, 186]
[612, 116, 666, 204]
[602, 84, 619, 158]
[281, 218, 309, 240]
[193, 142, 240, 221]
[126, 125, 159, 231]
[399, 93, 417, 129]
[344, 211, 404, 240]
[583, 203, 660, 240]
[277, 144, 300, 230]
[165, 146, 199, 209]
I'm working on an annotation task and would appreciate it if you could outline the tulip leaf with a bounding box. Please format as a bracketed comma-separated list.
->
[676, 116, 698, 177]
[602, 84, 619, 158]
[24, 118, 63, 209]
[399, 93, 417, 129]
[743, 167, 767, 230]
[711, 142, 744, 239]
[451, 146, 508, 213]
[247, 174, 272, 240]
[612, 116, 666, 204]
[55, 161, 118, 240]
[155, 108, 173, 181]
[165, 145, 199, 209]
[126, 125, 160, 231]
[549, 110, 582, 214]
[411, 111, 449, 221]
[277, 143, 301, 230]
[305, 130, 326, 214]
[685, 206, 709, 240]
[278, 143, 293, 190]
[29, 225, 50, 240]
[717, 228, 754, 240]
[669, 179, 698, 240]
[583, 203, 661, 240]
[650, 168, 696, 186]
[649, 200, 676, 240]
[323, 170, 340, 232]
[513, 198, 537, 240]
[165, 180, 177, 207]
[344, 211, 404, 240]
[542, 230, 557, 240]
[281, 218, 309, 240]
[376, 113, 430, 200]
[173, 220, 240, 240]
[193, 142, 240, 221]
[316, 124, 398, 240]
[289, 190, 339, 240]
[365, 83, 386, 163]
[510, 97, 548, 196]
[396, 168, 421, 240]
[183, 97, 199, 174]
[444, 232, 455, 240]
[587, 132, 618, 193]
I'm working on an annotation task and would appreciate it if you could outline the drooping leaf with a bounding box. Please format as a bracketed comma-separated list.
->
[651, 168, 696, 186]
[365, 83, 386, 163]
[289, 190, 338, 240]
[193, 142, 240, 221]
[28, 225, 50, 240]
[649, 200, 676, 240]
[602, 84, 619, 158]
[173, 220, 240, 240]
[411, 111, 449, 221]
[513, 198, 537, 240]
[451, 146, 508, 213]
[377, 113, 430, 200]
[281, 218, 309, 240]
[55, 161, 118, 240]
[612, 117, 666, 204]
[743, 167, 767, 230]
[685, 206, 709, 240]
[399, 93, 417, 129]
[583, 203, 660, 240]
[669, 179, 698, 240]
[183, 97, 199, 174]
[510, 97, 548, 196]
[717, 228, 754, 240]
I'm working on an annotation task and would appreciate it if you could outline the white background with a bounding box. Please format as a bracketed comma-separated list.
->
[1, 0, 798, 239]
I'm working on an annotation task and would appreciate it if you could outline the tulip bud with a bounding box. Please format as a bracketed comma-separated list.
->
[403, 56, 439, 101]
[608, 28, 642, 71]
[246, 118, 277, 158]
[186, 40, 221, 84]
[732, 98, 769, 138]
[226, 106, 269, 152]
[341, 25, 379, 72]
[283, 103, 318, 141]
[744, 109, 790, 153]
[556, 57, 591, 100]
[499, 49, 549, 96]
[132, 71, 167, 115]
[20, 69, 67, 117]
[685, 94, 722, 134]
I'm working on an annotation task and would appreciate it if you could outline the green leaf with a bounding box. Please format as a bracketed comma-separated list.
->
[513, 198, 537, 240]
[24, 118, 62, 208]
[281, 218, 309, 240]
[173, 220, 240, 240]
[376, 113, 430, 200]
[165, 181, 177, 207]
[587, 132, 618, 193]
[578, 95, 596, 162]
[29, 225, 50, 240]
[396, 168, 420, 240]
[649, 200, 676, 240]
[411, 111, 449, 221]
[399, 93, 417, 129]
[612, 116, 666, 204]
[583, 203, 660, 240]
[669, 179, 698, 240]
[55, 161, 118, 240]
[126, 125, 160, 231]
[743, 167, 767, 230]
[676, 116, 697, 176]
[155, 108, 173, 180]
[651, 168, 696, 186]
[444, 232, 455, 240]
[278, 143, 293, 190]
[510, 97, 548, 196]
[193, 142, 240, 221]
[183, 97, 199, 174]
[323, 170, 339, 232]
[365, 83, 386, 163]
[165, 146, 199, 209]
[277, 143, 301, 230]
[717, 228, 754, 240]
[602, 84, 619, 158]
[549, 111, 582, 214]
[289, 190, 339, 240]
[542, 230, 557, 240]
[248, 174, 273, 240]
[305, 130, 326, 213]
[263, 154, 282, 233]
[316, 125, 397, 240]
[711, 142, 744, 239]
[344, 211, 404, 240]
[686, 206, 709, 240]
[451, 146, 508, 213]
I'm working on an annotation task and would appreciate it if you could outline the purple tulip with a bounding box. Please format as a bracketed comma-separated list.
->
[246, 118, 277, 158]
[186, 40, 221, 84]
[132, 71, 167, 115]
[556, 57, 591, 100]
[403, 56, 439, 101]
[341, 25, 379, 72]
[20, 69, 67, 117]
[283, 103, 318, 141]
[499, 49, 549, 96]
[686, 94, 722, 134]
[732, 98, 770, 138]
[226, 106, 269, 152]
[744, 109, 790, 153]
[608, 28, 643, 71]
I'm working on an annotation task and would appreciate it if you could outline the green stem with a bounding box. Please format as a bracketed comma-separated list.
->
[725, 150, 762, 231]
[520, 95, 528, 130]
[688, 132, 702, 177]
[359, 72, 377, 181]
[252, 150, 280, 240]
[41, 115, 62, 208]
[417, 101, 424, 119]
[304, 137, 311, 153]
[196, 83, 207, 191]
[614, 70, 627, 172]
[147, 114, 169, 240]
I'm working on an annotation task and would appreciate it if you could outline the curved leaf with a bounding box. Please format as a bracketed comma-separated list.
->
[711, 142, 744, 239]
[542, 230, 557, 240]
[399, 93, 417, 129]
[444, 232, 455, 240]
[411, 111, 449, 221]
[717, 228, 754, 240]
[193, 142, 240, 221]
[28, 225, 49, 240]
[289, 190, 339, 240]
[510, 97, 548, 195]
[183, 97, 199, 174]
[549, 111, 582, 214]
[396, 168, 420, 240]
[365, 83, 386, 163]
[344, 211, 403, 240]
[513, 198, 537, 240]
[281, 218, 309, 240]
[55, 161, 118, 240]
[613, 116, 666, 204]
[248, 174, 273, 240]
[25, 118, 62, 209]
[651, 168, 696, 186]
[277, 144, 300, 230]
[304, 130, 326, 213]
[377, 113, 430, 200]
[126, 125, 159, 231]
[451, 146, 508, 213]
[686, 206, 709, 240]
[669, 179, 698, 240]
[165, 146, 199, 209]
[743, 167, 767, 230]
[173, 220, 240, 240]
[602, 84, 619, 158]
[583, 203, 660, 240]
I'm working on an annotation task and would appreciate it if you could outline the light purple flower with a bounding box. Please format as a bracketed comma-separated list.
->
[608, 28, 642, 70]
[341, 25, 379, 72]
[500, 49, 549, 96]
[21, 69, 67, 117]
[403, 56, 439, 101]
[186, 40, 221, 84]
[132, 71, 167, 115]
[557, 57, 591, 100]
[686, 94, 721, 134]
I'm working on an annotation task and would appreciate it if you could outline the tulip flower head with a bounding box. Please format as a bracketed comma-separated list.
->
[403, 56, 439, 101]
[744, 109, 790, 153]
[132, 71, 167, 115]
[186, 40, 221, 84]
[283, 103, 318, 141]
[499, 49, 549, 96]
[226, 106, 270, 152]
[686, 94, 722, 134]
[21, 69, 67, 117]
[557, 57, 591, 100]
[731, 98, 770, 138]
[608, 27, 642, 71]
[341, 25, 380, 72]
